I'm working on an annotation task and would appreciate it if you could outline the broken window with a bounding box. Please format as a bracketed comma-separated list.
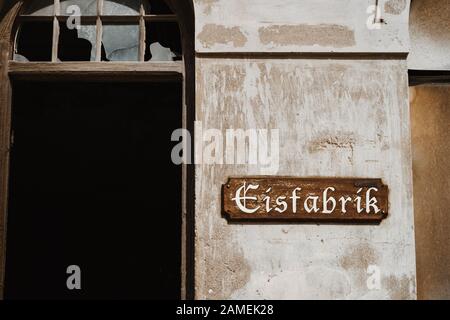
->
[58, 22, 96, 61]
[145, 22, 181, 61]
[15, 0, 182, 62]
[102, 23, 140, 61]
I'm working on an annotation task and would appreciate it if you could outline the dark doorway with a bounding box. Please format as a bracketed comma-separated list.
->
[4, 80, 182, 299]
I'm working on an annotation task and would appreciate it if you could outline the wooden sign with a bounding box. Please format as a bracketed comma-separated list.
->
[222, 177, 388, 223]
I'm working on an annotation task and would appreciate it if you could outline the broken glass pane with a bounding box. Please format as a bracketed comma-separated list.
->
[23, 0, 55, 15]
[148, 0, 173, 14]
[78, 25, 97, 61]
[15, 21, 53, 61]
[103, 0, 148, 15]
[145, 22, 181, 61]
[59, 22, 96, 61]
[148, 42, 175, 61]
[13, 54, 29, 62]
[102, 24, 139, 61]
[60, 0, 97, 16]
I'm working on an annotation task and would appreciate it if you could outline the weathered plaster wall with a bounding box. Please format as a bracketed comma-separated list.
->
[193, 0, 410, 53]
[193, 0, 416, 300]
[408, 0, 450, 70]
[410, 85, 450, 299]
[195, 59, 416, 299]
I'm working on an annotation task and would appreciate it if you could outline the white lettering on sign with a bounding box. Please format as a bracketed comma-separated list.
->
[231, 183, 381, 215]
[231, 182, 261, 214]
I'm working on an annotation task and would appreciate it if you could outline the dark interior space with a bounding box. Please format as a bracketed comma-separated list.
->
[4, 81, 182, 300]
[15, 21, 53, 61]
[145, 22, 182, 61]
[58, 22, 93, 61]
[149, 0, 173, 14]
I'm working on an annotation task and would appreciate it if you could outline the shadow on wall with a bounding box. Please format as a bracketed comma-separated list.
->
[410, 85, 450, 300]
[409, 0, 450, 300]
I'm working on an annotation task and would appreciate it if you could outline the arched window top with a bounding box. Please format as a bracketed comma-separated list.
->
[23, 0, 174, 16]
[15, 0, 182, 62]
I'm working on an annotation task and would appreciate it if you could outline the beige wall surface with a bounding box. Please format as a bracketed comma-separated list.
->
[411, 85, 450, 300]
[195, 58, 416, 299]
[193, 0, 410, 53]
[408, 0, 450, 70]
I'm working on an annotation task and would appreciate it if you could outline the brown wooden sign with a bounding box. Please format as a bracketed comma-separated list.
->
[222, 177, 388, 223]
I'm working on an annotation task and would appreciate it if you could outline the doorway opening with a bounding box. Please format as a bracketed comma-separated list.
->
[4, 80, 182, 299]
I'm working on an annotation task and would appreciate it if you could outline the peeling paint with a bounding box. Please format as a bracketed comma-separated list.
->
[308, 131, 356, 153]
[198, 24, 247, 49]
[259, 24, 356, 48]
[340, 243, 378, 271]
[384, 0, 407, 15]
[339, 243, 380, 291]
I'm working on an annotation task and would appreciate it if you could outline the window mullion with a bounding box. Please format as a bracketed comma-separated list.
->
[96, 0, 104, 62]
[51, 0, 60, 62]
[139, 4, 146, 62]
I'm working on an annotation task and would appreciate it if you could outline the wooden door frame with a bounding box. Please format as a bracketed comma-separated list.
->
[0, 0, 195, 300]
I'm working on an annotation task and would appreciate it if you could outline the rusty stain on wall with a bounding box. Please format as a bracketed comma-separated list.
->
[339, 243, 380, 291]
[383, 275, 415, 300]
[259, 24, 356, 48]
[385, 0, 407, 15]
[198, 24, 247, 48]
[340, 243, 378, 271]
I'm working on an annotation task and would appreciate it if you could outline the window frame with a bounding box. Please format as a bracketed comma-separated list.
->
[0, 0, 195, 300]
[16, 0, 180, 62]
